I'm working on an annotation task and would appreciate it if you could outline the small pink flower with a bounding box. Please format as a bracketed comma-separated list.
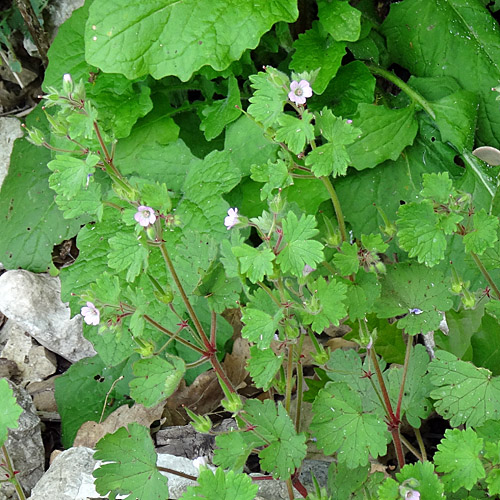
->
[288, 80, 313, 105]
[81, 302, 100, 325]
[134, 206, 156, 227]
[224, 208, 240, 230]
[302, 264, 315, 276]
[192, 456, 209, 470]
[405, 490, 420, 500]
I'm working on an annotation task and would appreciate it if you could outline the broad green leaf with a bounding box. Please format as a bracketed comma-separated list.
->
[275, 111, 315, 155]
[93, 423, 168, 500]
[317, 0, 361, 42]
[54, 354, 136, 447]
[85, 0, 298, 81]
[232, 244, 275, 283]
[0, 107, 85, 271]
[383, 0, 500, 147]
[378, 461, 444, 500]
[48, 155, 94, 198]
[54, 179, 103, 220]
[140, 182, 172, 214]
[463, 209, 499, 255]
[345, 272, 381, 322]
[302, 277, 348, 333]
[250, 159, 293, 200]
[289, 22, 346, 94]
[434, 429, 485, 493]
[244, 399, 307, 479]
[332, 242, 359, 275]
[0, 379, 22, 446]
[129, 356, 185, 407]
[108, 231, 149, 282]
[276, 211, 324, 276]
[312, 60, 375, 118]
[247, 346, 284, 391]
[43, 2, 96, 89]
[373, 263, 453, 335]
[311, 381, 390, 468]
[247, 67, 289, 127]
[241, 307, 283, 349]
[327, 462, 370, 500]
[347, 103, 418, 170]
[213, 430, 262, 472]
[180, 468, 257, 500]
[200, 76, 241, 141]
[430, 90, 478, 152]
[471, 313, 500, 375]
[429, 350, 500, 426]
[397, 199, 447, 267]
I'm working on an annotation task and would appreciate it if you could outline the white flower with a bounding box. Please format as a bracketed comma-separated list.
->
[224, 208, 240, 230]
[134, 205, 156, 227]
[288, 80, 313, 105]
[81, 302, 100, 325]
[192, 456, 209, 470]
[409, 308, 423, 315]
[405, 490, 420, 500]
[63, 73, 72, 84]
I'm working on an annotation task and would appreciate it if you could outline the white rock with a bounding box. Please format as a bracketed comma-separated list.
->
[0, 270, 96, 362]
[0, 118, 23, 191]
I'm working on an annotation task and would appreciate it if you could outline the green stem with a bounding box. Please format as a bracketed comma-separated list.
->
[143, 314, 205, 355]
[400, 434, 423, 462]
[285, 343, 294, 414]
[471, 251, 500, 299]
[365, 64, 436, 120]
[320, 176, 347, 243]
[414, 427, 428, 461]
[396, 334, 413, 421]
[159, 242, 210, 349]
[257, 281, 282, 308]
[295, 335, 305, 433]
[1, 445, 26, 500]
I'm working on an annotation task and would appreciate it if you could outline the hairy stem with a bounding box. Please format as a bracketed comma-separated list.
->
[471, 251, 500, 300]
[320, 176, 347, 243]
[396, 334, 413, 421]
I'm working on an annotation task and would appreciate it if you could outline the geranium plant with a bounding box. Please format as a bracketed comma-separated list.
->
[2, 0, 500, 499]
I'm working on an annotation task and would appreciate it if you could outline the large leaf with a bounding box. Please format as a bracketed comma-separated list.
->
[0, 107, 85, 271]
[383, 0, 500, 147]
[85, 0, 298, 81]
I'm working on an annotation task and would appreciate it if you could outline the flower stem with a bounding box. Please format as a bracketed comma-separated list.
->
[285, 343, 295, 414]
[320, 176, 347, 243]
[1, 445, 26, 500]
[470, 251, 500, 300]
[396, 334, 413, 421]
[365, 64, 436, 120]
[295, 335, 305, 433]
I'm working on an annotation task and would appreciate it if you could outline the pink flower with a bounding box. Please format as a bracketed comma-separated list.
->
[288, 80, 313, 105]
[134, 206, 156, 227]
[224, 208, 240, 230]
[405, 490, 420, 500]
[81, 302, 100, 325]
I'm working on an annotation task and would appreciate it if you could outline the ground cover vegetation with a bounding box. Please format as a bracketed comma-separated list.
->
[2, 0, 500, 498]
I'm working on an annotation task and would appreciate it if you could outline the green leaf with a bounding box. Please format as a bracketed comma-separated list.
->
[311, 381, 390, 468]
[420, 172, 455, 204]
[93, 423, 168, 500]
[140, 182, 172, 214]
[305, 108, 360, 177]
[383, 0, 500, 148]
[397, 199, 447, 267]
[0, 379, 22, 446]
[317, 0, 361, 42]
[108, 231, 150, 282]
[345, 272, 381, 322]
[213, 430, 262, 472]
[200, 76, 241, 141]
[361, 233, 389, 254]
[303, 277, 348, 333]
[180, 468, 258, 500]
[54, 354, 136, 447]
[327, 462, 370, 500]
[379, 461, 444, 500]
[250, 158, 293, 201]
[471, 313, 500, 376]
[54, 180, 103, 220]
[373, 263, 453, 335]
[241, 307, 283, 349]
[129, 356, 185, 407]
[332, 242, 359, 275]
[244, 399, 307, 479]
[347, 103, 418, 170]
[275, 111, 315, 155]
[232, 244, 275, 283]
[0, 107, 85, 271]
[48, 155, 94, 198]
[85, 0, 298, 81]
[247, 67, 289, 127]
[434, 429, 485, 493]
[430, 90, 478, 152]
[463, 209, 499, 255]
[276, 211, 324, 276]
[246, 346, 284, 391]
[289, 22, 346, 94]
[429, 350, 500, 427]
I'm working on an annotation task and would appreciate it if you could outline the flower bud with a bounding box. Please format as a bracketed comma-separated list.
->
[462, 289, 476, 309]
[62, 73, 73, 94]
[24, 126, 45, 146]
[185, 407, 213, 434]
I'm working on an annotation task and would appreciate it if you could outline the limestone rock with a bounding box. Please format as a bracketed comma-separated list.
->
[0, 270, 96, 362]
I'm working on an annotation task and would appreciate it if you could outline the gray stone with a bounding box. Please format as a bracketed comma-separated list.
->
[0, 270, 96, 362]
[0, 118, 23, 191]
[3, 381, 44, 498]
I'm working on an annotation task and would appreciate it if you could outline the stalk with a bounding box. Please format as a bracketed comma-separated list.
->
[470, 251, 500, 300]
[320, 176, 347, 243]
